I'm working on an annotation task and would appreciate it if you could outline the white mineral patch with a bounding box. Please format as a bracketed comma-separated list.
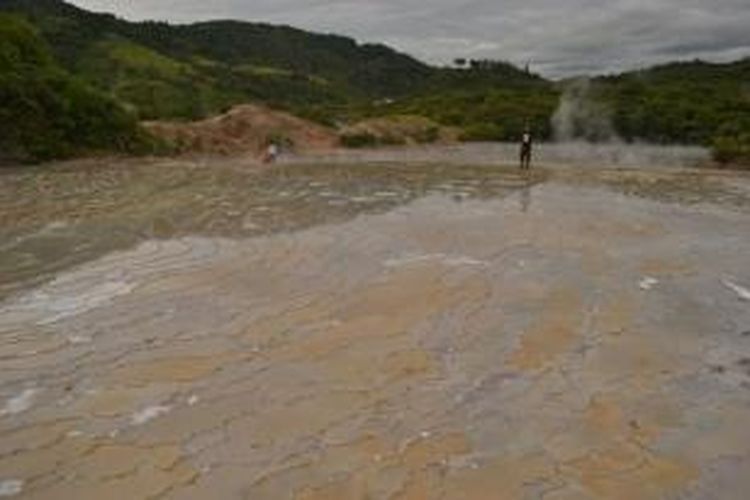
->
[0, 389, 38, 416]
[42, 221, 69, 232]
[384, 254, 434, 267]
[131, 405, 171, 425]
[67, 335, 92, 345]
[443, 256, 487, 267]
[385, 253, 486, 268]
[639, 277, 659, 291]
[0, 480, 23, 497]
[1, 279, 136, 327]
[36, 280, 137, 326]
[722, 279, 750, 301]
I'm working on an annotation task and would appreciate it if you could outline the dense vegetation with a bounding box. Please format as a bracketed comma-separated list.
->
[388, 80, 558, 142]
[601, 60, 749, 143]
[394, 59, 749, 147]
[0, 0, 546, 123]
[1, 0, 748, 165]
[0, 13, 149, 162]
[577, 60, 749, 164]
[0, 0, 434, 121]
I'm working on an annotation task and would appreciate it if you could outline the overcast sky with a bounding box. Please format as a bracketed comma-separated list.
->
[69, 0, 750, 78]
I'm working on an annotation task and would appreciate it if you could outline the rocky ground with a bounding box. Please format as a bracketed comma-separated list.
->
[1, 158, 749, 499]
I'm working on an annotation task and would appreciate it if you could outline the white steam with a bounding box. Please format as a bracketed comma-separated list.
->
[546, 78, 710, 168]
[551, 78, 619, 143]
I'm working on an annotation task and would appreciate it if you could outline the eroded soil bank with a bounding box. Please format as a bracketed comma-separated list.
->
[1, 159, 750, 499]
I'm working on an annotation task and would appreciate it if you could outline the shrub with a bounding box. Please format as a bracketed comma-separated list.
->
[712, 133, 750, 167]
[340, 131, 378, 148]
[414, 125, 439, 144]
[459, 123, 507, 142]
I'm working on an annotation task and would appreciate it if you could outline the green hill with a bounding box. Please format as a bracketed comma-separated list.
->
[0, 0, 438, 121]
[1, 0, 748, 165]
[597, 59, 750, 145]
[0, 0, 551, 134]
[0, 1, 544, 119]
[579, 59, 750, 164]
[393, 59, 749, 146]
[0, 13, 148, 162]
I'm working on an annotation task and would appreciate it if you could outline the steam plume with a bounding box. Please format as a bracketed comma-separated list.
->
[551, 78, 619, 143]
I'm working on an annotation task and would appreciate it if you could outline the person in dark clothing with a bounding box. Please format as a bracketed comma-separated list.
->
[520, 129, 533, 169]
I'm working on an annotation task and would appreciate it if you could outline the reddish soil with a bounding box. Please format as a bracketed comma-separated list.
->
[143, 104, 339, 157]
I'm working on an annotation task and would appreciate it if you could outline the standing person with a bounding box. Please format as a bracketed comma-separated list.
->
[520, 128, 533, 170]
[262, 140, 279, 164]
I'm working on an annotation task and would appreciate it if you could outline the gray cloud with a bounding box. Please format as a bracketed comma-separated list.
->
[69, 0, 750, 78]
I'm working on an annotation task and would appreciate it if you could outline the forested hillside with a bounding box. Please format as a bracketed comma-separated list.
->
[0, 0, 435, 120]
[609, 60, 750, 164]
[0, 13, 148, 162]
[599, 60, 750, 144]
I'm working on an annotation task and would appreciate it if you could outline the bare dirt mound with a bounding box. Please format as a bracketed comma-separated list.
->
[339, 115, 460, 147]
[143, 104, 339, 156]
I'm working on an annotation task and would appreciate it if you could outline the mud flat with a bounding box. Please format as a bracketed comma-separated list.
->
[1, 158, 750, 499]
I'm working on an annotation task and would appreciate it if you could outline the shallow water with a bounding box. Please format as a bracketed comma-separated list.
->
[290, 142, 711, 169]
[0, 161, 539, 302]
[1, 159, 750, 499]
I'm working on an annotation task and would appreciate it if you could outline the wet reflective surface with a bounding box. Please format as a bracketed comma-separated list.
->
[290, 142, 711, 170]
[0, 160, 543, 302]
[1, 158, 750, 499]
